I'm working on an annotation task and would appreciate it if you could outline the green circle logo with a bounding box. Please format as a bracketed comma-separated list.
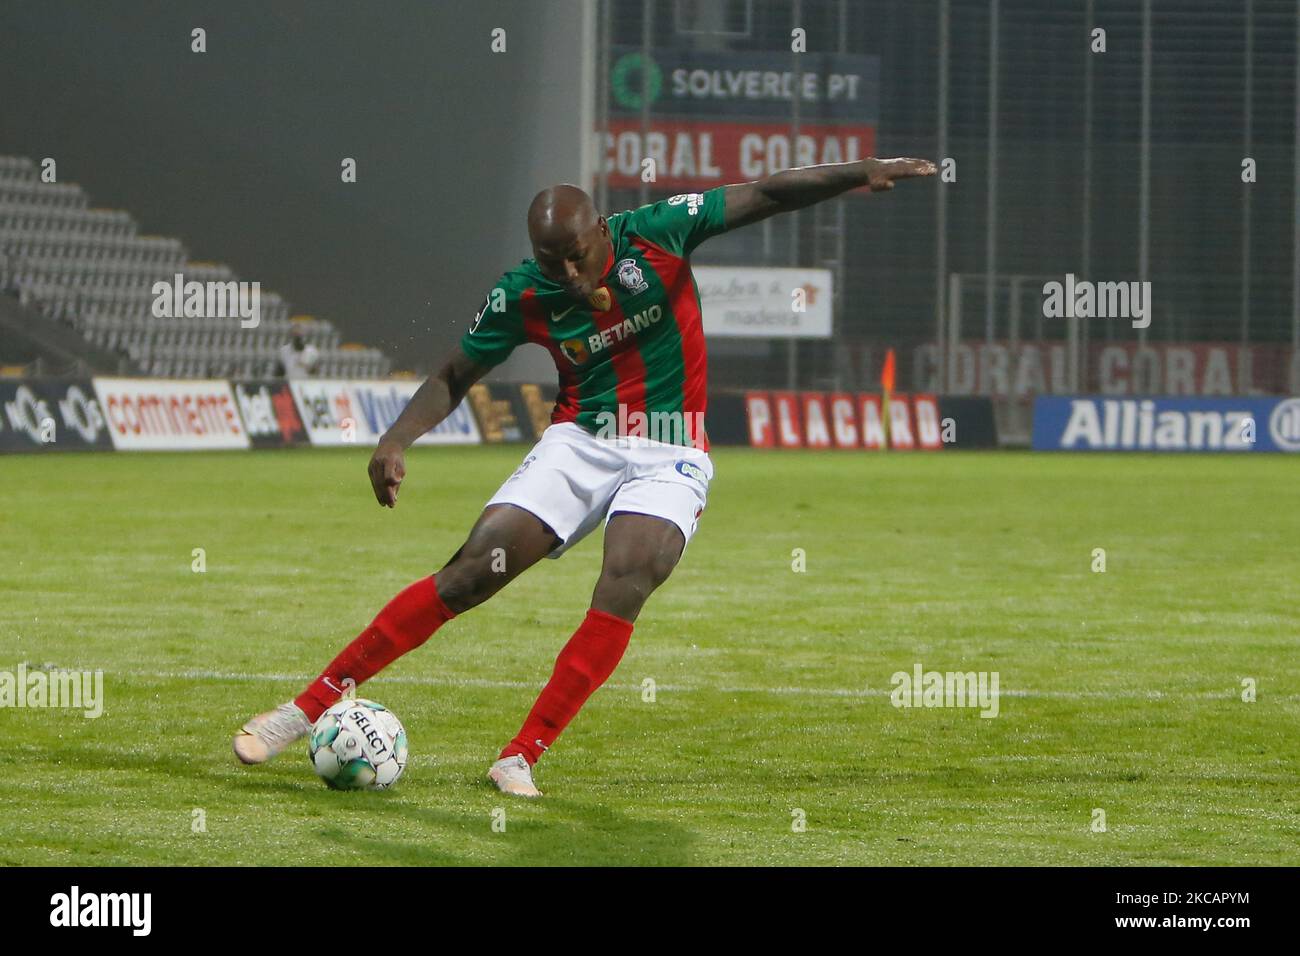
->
[612, 52, 662, 110]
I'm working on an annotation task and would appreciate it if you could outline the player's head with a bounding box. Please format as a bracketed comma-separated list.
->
[528, 184, 610, 302]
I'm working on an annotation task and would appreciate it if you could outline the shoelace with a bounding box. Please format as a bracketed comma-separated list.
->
[258, 705, 308, 746]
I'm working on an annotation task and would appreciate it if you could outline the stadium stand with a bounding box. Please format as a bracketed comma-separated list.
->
[0, 155, 390, 379]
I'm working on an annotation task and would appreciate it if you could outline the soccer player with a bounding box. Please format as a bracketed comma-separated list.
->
[233, 156, 935, 796]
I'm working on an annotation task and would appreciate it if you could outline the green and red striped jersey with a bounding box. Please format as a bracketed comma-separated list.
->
[460, 188, 728, 450]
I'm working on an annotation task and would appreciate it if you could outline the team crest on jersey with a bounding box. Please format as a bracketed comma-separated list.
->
[587, 287, 612, 311]
[560, 337, 590, 365]
[616, 258, 649, 294]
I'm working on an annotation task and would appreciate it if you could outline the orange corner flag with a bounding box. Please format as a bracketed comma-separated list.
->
[880, 347, 896, 450]
[880, 347, 896, 395]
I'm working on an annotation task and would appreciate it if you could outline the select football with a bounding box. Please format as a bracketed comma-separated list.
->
[307, 698, 408, 790]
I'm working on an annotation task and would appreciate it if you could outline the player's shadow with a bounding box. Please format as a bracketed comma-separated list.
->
[350, 777, 698, 867]
[38, 744, 698, 866]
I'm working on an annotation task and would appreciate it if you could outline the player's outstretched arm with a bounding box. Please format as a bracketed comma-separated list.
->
[722, 157, 936, 230]
[367, 346, 493, 508]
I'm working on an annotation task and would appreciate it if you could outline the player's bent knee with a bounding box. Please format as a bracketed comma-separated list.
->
[435, 548, 512, 612]
[610, 544, 680, 590]
[648, 545, 681, 587]
[608, 536, 681, 586]
[591, 558, 675, 621]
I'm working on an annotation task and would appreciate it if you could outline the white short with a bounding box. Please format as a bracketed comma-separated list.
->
[485, 422, 714, 559]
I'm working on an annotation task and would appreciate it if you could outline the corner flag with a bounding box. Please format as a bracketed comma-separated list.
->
[881, 347, 896, 448]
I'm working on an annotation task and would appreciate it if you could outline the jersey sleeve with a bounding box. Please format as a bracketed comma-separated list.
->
[459, 281, 526, 368]
[622, 187, 728, 257]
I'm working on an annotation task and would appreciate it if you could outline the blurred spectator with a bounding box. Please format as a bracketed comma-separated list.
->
[278, 328, 320, 379]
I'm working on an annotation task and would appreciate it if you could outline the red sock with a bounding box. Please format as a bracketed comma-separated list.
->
[501, 608, 633, 765]
[294, 575, 456, 722]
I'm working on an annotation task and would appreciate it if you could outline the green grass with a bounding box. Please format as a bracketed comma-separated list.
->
[0, 446, 1296, 866]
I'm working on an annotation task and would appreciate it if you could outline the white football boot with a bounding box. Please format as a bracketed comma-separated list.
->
[233, 702, 312, 764]
[487, 754, 543, 798]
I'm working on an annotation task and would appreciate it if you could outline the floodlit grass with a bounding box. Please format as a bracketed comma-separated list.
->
[1, 446, 1296, 865]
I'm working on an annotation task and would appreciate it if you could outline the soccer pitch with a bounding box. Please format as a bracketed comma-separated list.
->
[1, 446, 1296, 866]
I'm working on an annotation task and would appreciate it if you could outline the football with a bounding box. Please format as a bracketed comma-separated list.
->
[307, 698, 408, 790]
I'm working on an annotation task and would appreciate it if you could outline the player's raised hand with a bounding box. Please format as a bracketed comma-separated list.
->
[368, 439, 406, 507]
[863, 157, 937, 192]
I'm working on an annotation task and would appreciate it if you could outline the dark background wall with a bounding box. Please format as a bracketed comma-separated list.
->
[0, 0, 590, 375]
[604, 0, 1300, 393]
[7, 0, 1297, 390]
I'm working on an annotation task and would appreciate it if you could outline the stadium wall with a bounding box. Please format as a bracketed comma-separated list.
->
[10, 375, 1300, 453]
[1, 376, 1009, 453]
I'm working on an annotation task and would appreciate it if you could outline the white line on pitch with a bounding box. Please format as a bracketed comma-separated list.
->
[112, 668, 1293, 701]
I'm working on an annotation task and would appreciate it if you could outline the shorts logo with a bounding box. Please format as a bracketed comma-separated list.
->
[675, 460, 708, 483]
[509, 454, 537, 480]
[616, 258, 649, 294]
[560, 338, 590, 365]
